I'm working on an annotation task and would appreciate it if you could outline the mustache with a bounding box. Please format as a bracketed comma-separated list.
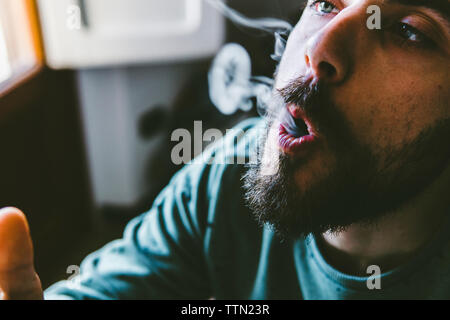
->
[277, 76, 327, 113]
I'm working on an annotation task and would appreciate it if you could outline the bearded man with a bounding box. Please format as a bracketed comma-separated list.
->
[1, 0, 449, 299]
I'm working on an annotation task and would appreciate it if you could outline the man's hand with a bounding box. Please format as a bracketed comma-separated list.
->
[0, 207, 43, 300]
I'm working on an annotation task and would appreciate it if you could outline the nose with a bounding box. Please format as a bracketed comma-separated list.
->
[304, 12, 359, 84]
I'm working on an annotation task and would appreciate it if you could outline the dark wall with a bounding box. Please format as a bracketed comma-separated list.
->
[0, 70, 93, 287]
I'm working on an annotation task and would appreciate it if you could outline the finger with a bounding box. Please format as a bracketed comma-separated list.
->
[0, 207, 34, 270]
[0, 207, 43, 299]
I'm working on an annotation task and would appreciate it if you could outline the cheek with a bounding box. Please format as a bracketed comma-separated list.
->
[275, 18, 315, 89]
[334, 74, 449, 153]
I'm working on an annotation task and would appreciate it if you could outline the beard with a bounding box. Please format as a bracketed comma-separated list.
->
[243, 77, 450, 240]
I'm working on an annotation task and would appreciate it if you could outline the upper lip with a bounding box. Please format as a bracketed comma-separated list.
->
[304, 72, 319, 89]
[287, 103, 305, 120]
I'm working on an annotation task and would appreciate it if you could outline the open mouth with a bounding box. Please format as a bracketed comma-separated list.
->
[278, 104, 318, 156]
[284, 114, 310, 137]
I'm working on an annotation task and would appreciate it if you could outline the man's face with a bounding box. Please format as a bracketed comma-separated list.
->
[244, 0, 450, 239]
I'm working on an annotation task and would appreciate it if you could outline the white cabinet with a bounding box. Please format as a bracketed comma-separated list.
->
[37, 0, 225, 68]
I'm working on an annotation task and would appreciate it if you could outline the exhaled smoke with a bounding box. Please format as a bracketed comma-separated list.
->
[206, 0, 293, 36]
[206, 0, 293, 117]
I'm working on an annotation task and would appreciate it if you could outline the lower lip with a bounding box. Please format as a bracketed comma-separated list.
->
[278, 123, 318, 156]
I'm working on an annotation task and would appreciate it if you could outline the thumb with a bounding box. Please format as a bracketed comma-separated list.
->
[0, 207, 43, 300]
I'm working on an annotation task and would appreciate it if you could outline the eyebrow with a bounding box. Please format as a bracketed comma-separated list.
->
[385, 0, 450, 22]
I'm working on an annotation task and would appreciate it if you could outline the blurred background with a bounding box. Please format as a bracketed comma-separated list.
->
[0, 0, 303, 288]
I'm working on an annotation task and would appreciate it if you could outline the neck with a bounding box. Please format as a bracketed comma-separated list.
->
[319, 165, 450, 276]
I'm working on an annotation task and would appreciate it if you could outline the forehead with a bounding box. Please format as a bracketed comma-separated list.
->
[345, 0, 450, 19]
[382, 0, 450, 23]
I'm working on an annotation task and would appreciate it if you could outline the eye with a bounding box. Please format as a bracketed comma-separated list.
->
[393, 23, 435, 48]
[310, 1, 339, 15]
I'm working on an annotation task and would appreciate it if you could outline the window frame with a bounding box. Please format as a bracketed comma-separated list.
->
[0, 0, 44, 100]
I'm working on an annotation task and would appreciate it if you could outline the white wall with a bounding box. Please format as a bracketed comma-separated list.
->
[76, 63, 200, 208]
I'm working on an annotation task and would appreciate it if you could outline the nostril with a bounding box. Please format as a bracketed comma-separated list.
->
[318, 61, 337, 80]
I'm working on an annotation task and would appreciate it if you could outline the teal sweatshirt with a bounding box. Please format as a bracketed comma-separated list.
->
[45, 118, 450, 300]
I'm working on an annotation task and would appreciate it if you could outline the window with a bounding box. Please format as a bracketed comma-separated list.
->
[0, 0, 43, 96]
[0, 20, 11, 83]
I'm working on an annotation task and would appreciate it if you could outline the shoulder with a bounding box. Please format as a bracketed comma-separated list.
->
[153, 117, 265, 234]
[168, 116, 264, 191]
